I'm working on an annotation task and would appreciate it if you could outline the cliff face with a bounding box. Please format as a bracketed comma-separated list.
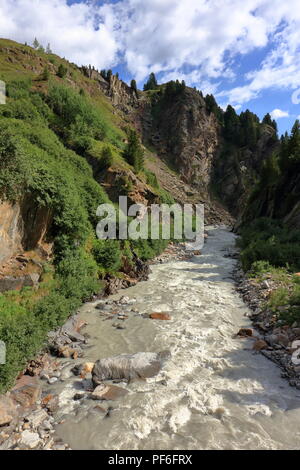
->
[0, 197, 52, 265]
[77, 66, 275, 218]
[142, 88, 220, 192]
[213, 126, 278, 215]
[81, 66, 139, 113]
[129, 86, 273, 215]
[0, 196, 52, 292]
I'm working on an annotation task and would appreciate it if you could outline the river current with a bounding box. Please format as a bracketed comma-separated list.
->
[52, 227, 300, 450]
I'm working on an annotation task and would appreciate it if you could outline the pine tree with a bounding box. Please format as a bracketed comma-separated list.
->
[205, 94, 224, 123]
[130, 79, 137, 93]
[46, 43, 52, 54]
[143, 73, 158, 91]
[224, 105, 240, 143]
[107, 69, 112, 81]
[262, 113, 273, 126]
[33, 37, 39, 49]
[279, 132, 290, 171]
[288, 120, 300, 161]
[123, 130, 144, 172]
[239, 110, 257, 149]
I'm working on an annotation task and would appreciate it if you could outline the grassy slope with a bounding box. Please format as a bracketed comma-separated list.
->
[0, 39, 171, 391]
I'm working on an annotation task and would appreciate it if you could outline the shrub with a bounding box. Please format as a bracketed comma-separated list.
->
[92, 239, 122, 273]
[57, 64, 68, 78]
[123, 129, 144, 172]
[101, 145, 114, 169]
[0, 297, 44, 392]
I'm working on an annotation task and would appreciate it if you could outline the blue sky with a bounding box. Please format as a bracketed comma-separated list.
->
[1, 0, 300, 135]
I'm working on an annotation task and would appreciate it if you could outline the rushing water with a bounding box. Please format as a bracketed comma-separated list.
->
[53, 226, 300, 450]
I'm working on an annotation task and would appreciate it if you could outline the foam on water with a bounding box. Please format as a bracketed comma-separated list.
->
[53, 227, 300, 450]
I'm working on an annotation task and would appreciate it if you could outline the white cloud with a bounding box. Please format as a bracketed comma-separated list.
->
[1, 0, 300, 101]
[0, 0, 119, 70]
[113, 0, 271, 82]
[219, 0, 300, 105]
[270, 109, 289, 119]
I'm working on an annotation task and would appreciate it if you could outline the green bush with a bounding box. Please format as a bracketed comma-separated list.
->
[0, 297, 44, 392]
[101, 145, 114, 169]
[239, 218, 300, 271]
[46, 84, 106, 141]
[92, 239, 122, 273]
[57, 64, 68, 78]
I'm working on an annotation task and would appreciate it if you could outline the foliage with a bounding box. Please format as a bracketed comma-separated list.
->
[143, 72, 158, 91]
[130, 79, 137, 93]
[238, 218, 300, 272]
[122, 129, 144, 172]
[0, 61, 171, 392]
[92, 239, 122, 273]
[57, 64, 68, 79]
[101, 145, 114, 169]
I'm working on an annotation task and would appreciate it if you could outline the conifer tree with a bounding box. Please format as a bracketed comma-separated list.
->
[123, 129, 144, 172]
[288, 119, 300, 160]
[130, 79, 137, 93]
[46, 43, 52, 54]
[262, 113, 273, 126]
[224, 105, 240, 143]
[143, 73, 158, 91]
[33, 37, 39, 49]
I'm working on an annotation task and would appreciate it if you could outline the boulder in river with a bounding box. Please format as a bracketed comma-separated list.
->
[149, 312, 171, 321]
[92, 351, 170, 387]
[236, 328, 253, 338]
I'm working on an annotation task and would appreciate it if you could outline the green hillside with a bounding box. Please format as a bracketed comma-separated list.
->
[0, 39, 170, 391]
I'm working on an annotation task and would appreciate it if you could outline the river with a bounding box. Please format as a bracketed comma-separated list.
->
[52, 226, 300, 450]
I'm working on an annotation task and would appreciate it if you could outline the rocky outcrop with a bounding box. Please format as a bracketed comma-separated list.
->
[0, 201, 23, 266]
[81, 67, 139, 114]
[0, 195, 53, 292]
[141, 88, 220, 192]
[104, 75, 139, 113]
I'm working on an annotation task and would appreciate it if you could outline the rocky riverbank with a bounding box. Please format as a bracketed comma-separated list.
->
[233, 258, 300, 389]
[0, 241, 195, 450]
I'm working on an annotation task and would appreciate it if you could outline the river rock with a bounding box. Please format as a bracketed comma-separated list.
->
[92, 351, 170, 386]
[236, 328, 253, 337]
[91, 384, 128, 401]
[149, 312, 171, 321]
[0, 396, 17, 426]
[20, 430, 41, 449]
[24, 409, 48, 428]
[10, 375, 41, 408]
[253, 339, 268, 351]
[266, 333, 289, 347]
[41, 394, 59, 413]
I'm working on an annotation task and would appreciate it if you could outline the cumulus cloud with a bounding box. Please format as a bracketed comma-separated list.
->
[0, 0, 119, 69]
[1, 0, 300, 102]
[270, 109, 289, 119]
[219, 0, 300, 105]
[113, 0, 271, 82]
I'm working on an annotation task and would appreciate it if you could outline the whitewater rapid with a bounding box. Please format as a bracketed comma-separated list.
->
[53, 226, 300, 450]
